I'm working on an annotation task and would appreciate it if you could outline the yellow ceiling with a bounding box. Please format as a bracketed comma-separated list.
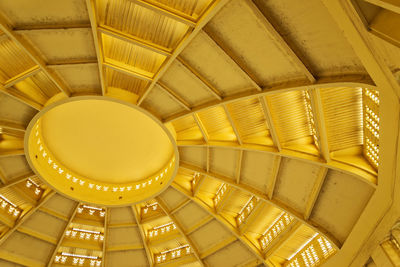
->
[0, 0, 399, 266]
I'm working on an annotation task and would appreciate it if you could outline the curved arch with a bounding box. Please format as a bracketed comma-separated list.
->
[177, 163, 341, 249]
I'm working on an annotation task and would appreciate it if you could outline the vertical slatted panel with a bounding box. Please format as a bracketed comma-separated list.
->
[226, 97, 272, 145]
[151, 0, 212, 18]
[172, 115, 203, 141]
[0, 37, 36, 83]
[320, 87, 363, 152]
[266, 91, 313, 146]
[106, 68, 149, 95]
[102, 34, 166, 74]
[98, 0, 190, 50]
[197, 106, 237, 142]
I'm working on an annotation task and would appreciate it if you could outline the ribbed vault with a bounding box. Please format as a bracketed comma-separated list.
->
[0, 0, 399, 266]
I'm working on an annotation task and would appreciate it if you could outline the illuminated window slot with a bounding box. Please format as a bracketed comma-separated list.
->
[25, 178, 43, 196]
[155, 245, 191, 264]
[54, 252, 101, 266]
[77, 205, 106, 217]
[304, 90, 319, 148]
[285, 234, 336, 267]
[142, 202, 159, 216]
[148, 222, 177, 239]
[65, 227, 104, 242]
[259, 212, 294, 250]
[0, 194, 22, 218]
[363, 88, 380, 170]
[236, 196, 258, 226]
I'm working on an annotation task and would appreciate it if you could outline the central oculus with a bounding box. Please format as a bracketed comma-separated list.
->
[25, 96, 179, 206]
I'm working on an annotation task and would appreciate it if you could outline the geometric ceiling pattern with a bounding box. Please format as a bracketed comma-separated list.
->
[0, 0, 399, 266]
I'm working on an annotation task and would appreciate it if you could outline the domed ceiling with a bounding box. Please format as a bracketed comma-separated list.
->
[0, 0, 399, 267]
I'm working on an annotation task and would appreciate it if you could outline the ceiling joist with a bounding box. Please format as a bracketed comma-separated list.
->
[179, 163, 341, 249]
[164, 78, 374, 123]
[131, 206, 153, 267]
[127, 0, 197, 27]
[0, 13, 70, 96]
[177, 141, 377, 186]
[171, 182, 267, 266]
[0, 191, 55, 246]
[137, 0, 231, 105]
[244, 0, 316, 84]
[309, 89, 331, 162]
[157, 82, 191, 111]
[177, 57, 223, 100]
[259, 96, 282, 151]
[98, 26, 172, 56]
[3, 66, 41, 89]
[156, 197, 205, 267]
[86, 0, 107, 96]
[200, 30, 262, 92]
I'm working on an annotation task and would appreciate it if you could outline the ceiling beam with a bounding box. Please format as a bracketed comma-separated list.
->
[156, 197, 205, 266]
[39, 207, 68, 222]
[193, 114, 209, 143]
[108, 222, 137, 229]
[157, 82, 191, 111]
[131, 206, 154, 267]
[163, 77, 374, 123]
[260, 96, 282, 151]
[304, 167, 328, 220]
[244, 0, 316, 83]
[309, 89, 331, 162]
[170, 199, 191, 215]
[177, 140, 377, 187]
[103, 61, 153, 82]
[107, 244, 144, 252]
[0, 191, 55, 246]
[179, 163, 341, 249]
[0, 250, 43, 267]
[321, 0, 400, 98]
[98, 26, 171, 56]
[206, 147, 210, 173]
[47, 203, 79, 267]
[267, 156, 282, 199]
[0, 120, 25, 133]
[200, 31, 262, 92]
[0, 172, 34, 190]
[193, 175, 205, 197]
[239, 201, 265, 234]
[0, 14, 70, 96]
[13, 24, 91, 31]
[200, 236, 237, 259]
[368, 8, 400, 49]
[172, 182, 267, 266]
[363, 0, 400, 15]
[264, 221, 302, 260]
[223, 104, 243, 145]
[176, 57, 223, 100]
[137, 0, 231, 105]
[127, 0, 197, 27]
[47, 60, 98, 67]
[3, 66, 41, 89]
[17, 226, 58, 245]
[235, 150, 243, 184]
[102, 208, 109, 267]
[0, 84, 42, 111]
[185, 216, 213, 235]
[86, 0, 107, 96]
